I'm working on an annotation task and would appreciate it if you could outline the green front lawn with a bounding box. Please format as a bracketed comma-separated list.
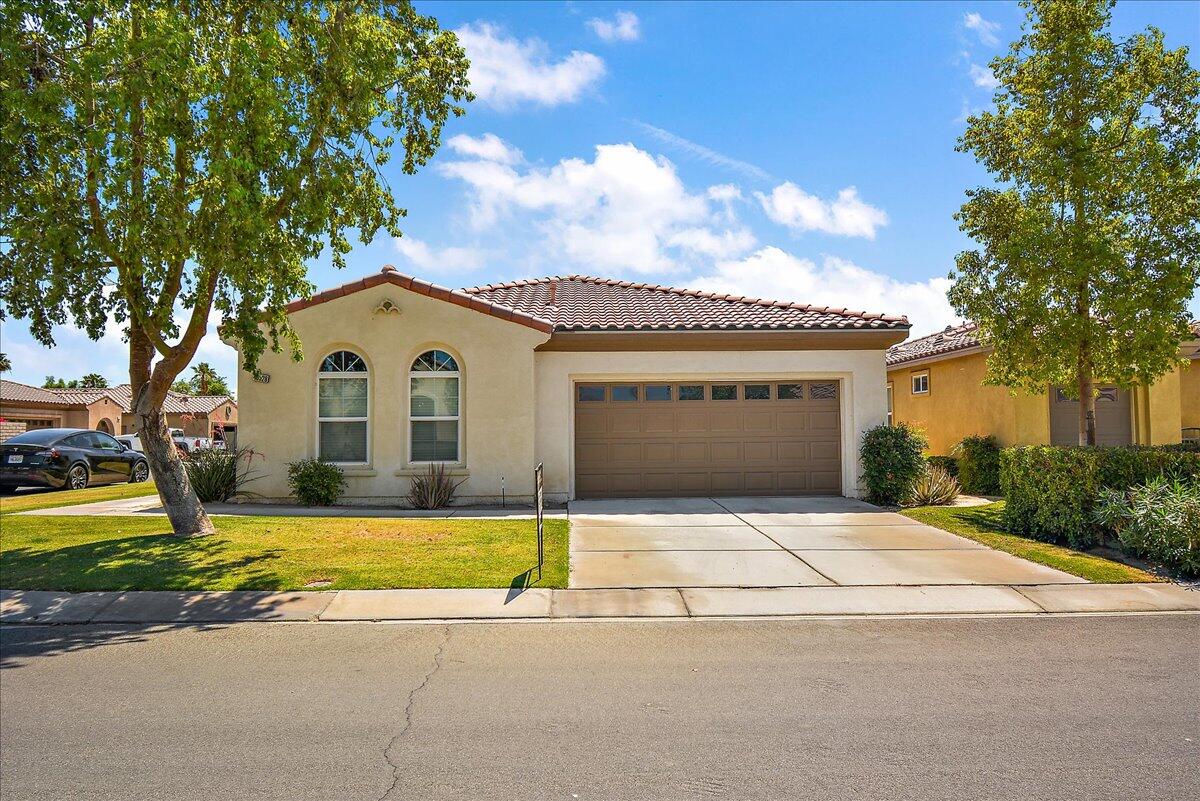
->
[903, 502, 1159, 584]
[0, 481, 160, 515]
[0, 513, 569, 591]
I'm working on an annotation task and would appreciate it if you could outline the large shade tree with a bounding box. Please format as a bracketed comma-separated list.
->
[0, 1, 471, 535]
[950, 0, 1200, 445]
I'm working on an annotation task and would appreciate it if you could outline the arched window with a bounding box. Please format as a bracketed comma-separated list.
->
[318, 350, 369, 463]
[409, 349, 460, 463]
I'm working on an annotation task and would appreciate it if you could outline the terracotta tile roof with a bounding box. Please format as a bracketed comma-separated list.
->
[462, 275, 911, 331]
[1, 379, 234, 415]
[285, 266, 555, 333]
[886, 322, 980, 366]
[284, 268, 909, 333]
[889, 319, 1200, 367]
[0, 380, 71, 405]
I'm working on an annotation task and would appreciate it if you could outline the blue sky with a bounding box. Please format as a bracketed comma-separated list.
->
[2, 0, 1197, 390]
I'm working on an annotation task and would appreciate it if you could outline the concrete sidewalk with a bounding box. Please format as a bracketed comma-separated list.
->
[3, 583, 1198, 624]
[19, 496, 567, 519]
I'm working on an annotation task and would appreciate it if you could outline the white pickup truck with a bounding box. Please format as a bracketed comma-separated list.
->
[115, 429, 224, 455]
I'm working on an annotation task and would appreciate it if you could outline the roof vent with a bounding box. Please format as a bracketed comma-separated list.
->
[548, 279, 558, 306]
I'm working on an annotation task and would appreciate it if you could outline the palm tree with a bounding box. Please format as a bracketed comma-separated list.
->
[80, 373, 108, 388]
[0, 352, 10, 373]
[189, 362, 230, 396]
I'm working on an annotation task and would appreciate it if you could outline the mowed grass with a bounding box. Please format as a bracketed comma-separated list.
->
[0, 481, 160, 515]
[903, 502, 1159, 584]
[0, 513, 569, 591]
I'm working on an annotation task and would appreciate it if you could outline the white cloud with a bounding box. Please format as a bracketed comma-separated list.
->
[632, 121, 774, 182]
[755, 183, 888, 239]
[438, 142, 754, 273]
[446, 133, 523, 165]
[969, 63, 999, 89]
[693, 247, 959, 336]
[394, 236, 490, 274]
[455, 22, 605, 110]
[588, 11, 640, 42]
[963, 12, 1000, 47]
[706, 184, 743, 203]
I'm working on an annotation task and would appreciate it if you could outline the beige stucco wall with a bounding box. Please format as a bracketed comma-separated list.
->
[534, 348, 889, 501]
[234, 282, 549, 503]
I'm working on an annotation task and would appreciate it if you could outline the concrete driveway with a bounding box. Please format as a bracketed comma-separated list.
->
[568, 496, 1085, 589]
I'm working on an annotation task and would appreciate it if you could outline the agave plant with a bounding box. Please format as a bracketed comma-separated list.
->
[184, 446, 262, 503]
[406, 463, 465, 510]
[904, 465, 961, 507]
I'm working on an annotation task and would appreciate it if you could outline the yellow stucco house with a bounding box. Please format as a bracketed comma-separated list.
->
[231, 266, 910, 504]
[885, 322, 1200, 456]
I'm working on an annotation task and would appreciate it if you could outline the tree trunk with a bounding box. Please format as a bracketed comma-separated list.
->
[129, 324, 215, 538]
[1077, 367, 1097, 447]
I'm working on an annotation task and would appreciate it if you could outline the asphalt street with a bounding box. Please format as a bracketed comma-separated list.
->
[1, 615, 1196, 800]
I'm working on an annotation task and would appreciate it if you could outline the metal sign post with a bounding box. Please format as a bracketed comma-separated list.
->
[534, 462, 544, 580]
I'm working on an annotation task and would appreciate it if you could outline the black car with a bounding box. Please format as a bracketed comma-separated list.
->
[0, 428, 151, 494]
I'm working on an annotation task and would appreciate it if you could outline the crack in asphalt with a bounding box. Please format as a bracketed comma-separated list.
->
[378, 625, 451, 801]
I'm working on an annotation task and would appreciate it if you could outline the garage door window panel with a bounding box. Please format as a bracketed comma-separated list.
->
[712, 384, 737, 401]
[745, 384, 770, 400]
[611, 386, 639, 402]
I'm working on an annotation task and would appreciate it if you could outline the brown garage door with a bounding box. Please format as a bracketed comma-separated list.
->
[1049, 386, 1132, 446]
[574, 381, 842, 498]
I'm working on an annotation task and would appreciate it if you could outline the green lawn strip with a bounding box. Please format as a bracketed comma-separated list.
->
[902, 502, 1159, 584]
[0, 481, 160, 516]
[0, 513, 568, 591]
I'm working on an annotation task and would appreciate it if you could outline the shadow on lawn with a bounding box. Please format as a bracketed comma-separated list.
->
[949, 504, 1008, 532]
[0, 533, 285, 593]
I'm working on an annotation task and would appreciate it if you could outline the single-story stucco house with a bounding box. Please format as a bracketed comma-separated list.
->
[232, 266, 910, 505]
[0, 379, 237, 444]
[885, 321, 1200, 455]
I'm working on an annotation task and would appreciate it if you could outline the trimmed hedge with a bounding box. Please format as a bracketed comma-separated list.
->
[954, 435, 1001, 495]
[1001, 446, 1200, 549]
[860, 423, 927, 506]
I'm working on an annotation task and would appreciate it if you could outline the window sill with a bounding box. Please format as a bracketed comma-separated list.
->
[394, 465, 469, 478]
[340, 467, 378, 477]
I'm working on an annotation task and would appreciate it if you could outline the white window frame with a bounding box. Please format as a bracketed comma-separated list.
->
[886, 382, 894, 425]
[316, 351, 370, 465]
[408, 350, 461, 465]
[911, 373, 930, 395]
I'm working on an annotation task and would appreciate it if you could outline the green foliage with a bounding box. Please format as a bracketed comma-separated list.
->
[173, 362, 232, 397]
[286, 458, 346, 507]
[905, 466, 961, 507]
[927, 455, 958, 476]
[1001, 445, 1200, 548]
[406, 464, 466, 510]
[0, 0, 471, 375]
[184, 446, 261, 503]
[950, 0, 1200, 445]
[860, 423, 928, 505]
[0, 353, 11, 372]
[953, 435, 1002, 495]
[43, 373, 107, 388]
[1095, 477, 1200, 576]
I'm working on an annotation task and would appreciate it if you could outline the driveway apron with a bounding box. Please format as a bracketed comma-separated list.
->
[567, 496, 1084, 589]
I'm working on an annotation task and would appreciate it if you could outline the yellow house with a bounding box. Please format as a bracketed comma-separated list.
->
[885, 322, 1200, 456]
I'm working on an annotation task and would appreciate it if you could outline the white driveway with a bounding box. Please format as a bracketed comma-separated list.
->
[568, 497, 1085, 589]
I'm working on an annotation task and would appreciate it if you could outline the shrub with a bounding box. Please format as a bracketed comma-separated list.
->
[1001, 446, 1200, 549]
[860, 423, 927, 506]
[185, 446, 261, 502]
[286, 458, 346, 506]
[1094, 478, 1200, 576]
[406, 464, 465, 509]
[927, 455, 958, 477]
[905, 465, 961, 507]
[954, 435, 1001, 495]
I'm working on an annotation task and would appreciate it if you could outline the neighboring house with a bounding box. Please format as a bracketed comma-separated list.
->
[885, 322, 1200, 455]
[0, 379, 237, 444]
[231, 265, 910, 504]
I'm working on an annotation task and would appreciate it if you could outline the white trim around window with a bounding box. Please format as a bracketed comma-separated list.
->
[316, 350, 370, 465]
[886, 382, 894, 425]
[911, 372, 930, 395]
[408, 349, 462, 464]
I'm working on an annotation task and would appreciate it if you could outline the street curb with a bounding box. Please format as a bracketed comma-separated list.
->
[3, 583, 1198, 625]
